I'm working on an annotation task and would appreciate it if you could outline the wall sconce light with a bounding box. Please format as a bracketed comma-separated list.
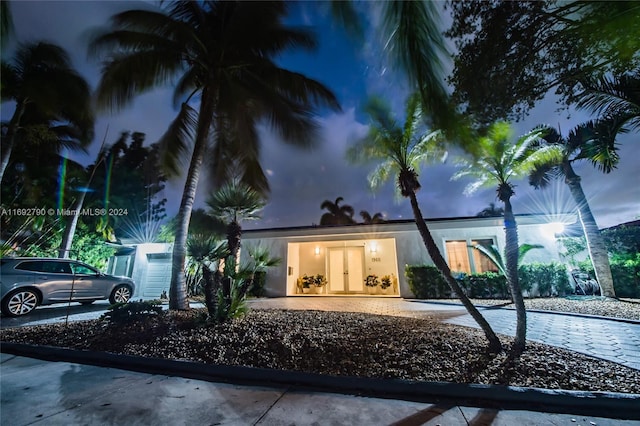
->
[369, 241, 377, 253]
[314, 247, 320, 256]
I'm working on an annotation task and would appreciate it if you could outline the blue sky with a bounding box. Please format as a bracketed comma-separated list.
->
[2, 1, 638, 230]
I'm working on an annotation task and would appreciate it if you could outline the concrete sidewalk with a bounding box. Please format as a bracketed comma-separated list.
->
[2, 352, 639, 426]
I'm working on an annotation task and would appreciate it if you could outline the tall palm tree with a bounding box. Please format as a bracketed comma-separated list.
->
[348, 93, 502, 353]
[577, 69, 640, 134]
[529, 120, 624, 298]
[1, 42, 94, 183]
[89, 1, 340, 310]
[319, 197, 356, 226]
[452, 121, 561, 354]
[360, 210, 385, 224]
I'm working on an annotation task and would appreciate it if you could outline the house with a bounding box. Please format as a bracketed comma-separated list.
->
[240, 214, 575, 298]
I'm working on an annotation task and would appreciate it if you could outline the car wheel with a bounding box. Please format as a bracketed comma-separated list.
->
[109, 285, 132, 304]
[2, 289, 39, 317]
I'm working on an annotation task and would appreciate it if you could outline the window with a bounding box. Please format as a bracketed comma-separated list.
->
[40, 261, 72, 274]
[445, 238, 498, 274]
[16, 261, 44, 272]
[71, 263, 98, 275]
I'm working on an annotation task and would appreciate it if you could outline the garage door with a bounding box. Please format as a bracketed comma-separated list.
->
[143, 254, 172, 298]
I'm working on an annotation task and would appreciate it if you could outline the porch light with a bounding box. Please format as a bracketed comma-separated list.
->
[541, 222, 566, 239]
[314, 246, 320, 256]
[369, 241, 377, 253]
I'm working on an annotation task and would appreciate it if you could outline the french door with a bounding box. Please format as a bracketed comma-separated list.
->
[328, 247, 365, 293]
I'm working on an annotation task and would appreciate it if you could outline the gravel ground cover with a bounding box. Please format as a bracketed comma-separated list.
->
[429, 298, 640, 321]
[2, 309, 639, 394]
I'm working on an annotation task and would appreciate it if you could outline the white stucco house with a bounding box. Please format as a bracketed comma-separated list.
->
[107, 213, 574, 299]
[241, 214, 575, 298]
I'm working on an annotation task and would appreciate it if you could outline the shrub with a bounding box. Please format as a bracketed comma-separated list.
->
[405, 265, 450, 298]
[101, 300, 164, 324]
[519, 262, 570, 297]
[248, 270, 267, 297]
[580, 254, 640, 298]
[458, 272, 509, 299]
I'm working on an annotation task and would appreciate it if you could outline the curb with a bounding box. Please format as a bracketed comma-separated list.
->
[2, 342, 639, 420]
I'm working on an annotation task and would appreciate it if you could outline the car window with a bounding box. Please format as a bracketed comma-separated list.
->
[71, 263, 98, 275]
[41, 261, 72, 274]
[15, 261, 44, 272]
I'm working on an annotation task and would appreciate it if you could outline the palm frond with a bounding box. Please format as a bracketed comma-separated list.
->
[206, 180, 266, 224]
[157, 103, 198, 176]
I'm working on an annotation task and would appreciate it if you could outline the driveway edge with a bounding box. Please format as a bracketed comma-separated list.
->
[2, 342, 639, 420]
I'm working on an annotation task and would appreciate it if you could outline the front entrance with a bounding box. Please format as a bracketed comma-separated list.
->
[328, 247, 365, 294]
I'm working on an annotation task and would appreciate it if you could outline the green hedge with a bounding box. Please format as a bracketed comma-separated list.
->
[405, 265, 450, 298]
[580, 254, 640, 298]
[457, 272, 509, 299]
[519, 262, 571, 297]
[406, 262, 571, 299]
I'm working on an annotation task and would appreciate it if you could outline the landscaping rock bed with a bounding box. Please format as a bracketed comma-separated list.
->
[2, 309, 639, 394]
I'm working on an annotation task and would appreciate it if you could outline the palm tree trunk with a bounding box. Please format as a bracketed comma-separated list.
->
[563, 162, 616, 297]
[408, 192, 502, 353]
[169, 91, 216, 310]
[503, 198, 527, 354]
[58, 191, 86, 258]
[0, 100, 27, 184]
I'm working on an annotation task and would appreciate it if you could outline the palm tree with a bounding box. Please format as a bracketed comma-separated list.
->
[1, 1, 14, 47]
[330, 1, 464, 141]
[89, 1, 340, 310]
[471, 243, 543, 277]
[206, 179, 266, 262]
[476, 202, 504, 218]
[577, 69, 640, 134]
[360, 210, 385, 224]
[348, 93, 502, 353]
[1, 42, 94, 183]
[319, 197, 356, 226]
[529, 121, 624, 298]
[452, 121, 561, 354]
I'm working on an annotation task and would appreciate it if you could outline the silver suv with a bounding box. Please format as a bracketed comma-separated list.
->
[1, 257, 135, 317]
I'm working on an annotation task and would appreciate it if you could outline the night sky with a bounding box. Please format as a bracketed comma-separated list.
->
[2, 1, 638, 231]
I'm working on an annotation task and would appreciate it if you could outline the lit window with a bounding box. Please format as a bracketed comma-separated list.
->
[445, 239, 498, 274]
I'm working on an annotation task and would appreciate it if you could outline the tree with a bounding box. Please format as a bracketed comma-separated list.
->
[89, 1, 340, 310]
[348, 93, 502, 353]
[319, 197, 356, 226]
[330, 1, 470, 143]
[529, 121, 624, 298]
[204, 180, 267, 322]
[452, 121, 561, 354]
[445, 1, 640, 126]
[577, 68, 640, 134]
[360, 210, 386, 224]
[206, 180, 266, 262]
[1, 42, 94, 182]
[476, 202, 504, 218]
[1, 1, 14, 46]
[471, 243, 543, 277]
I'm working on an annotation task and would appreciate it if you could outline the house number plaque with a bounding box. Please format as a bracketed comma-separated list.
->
[371, 257, 381, 262]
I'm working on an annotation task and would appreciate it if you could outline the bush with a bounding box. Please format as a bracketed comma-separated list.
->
[405, 265, 450, 298]
[518, 262, 571, 297]
[101, 300, 164, 324]
[248, 270, 267, 297]
[458, 272, 509, 299]
[580, 254, 640, 298]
